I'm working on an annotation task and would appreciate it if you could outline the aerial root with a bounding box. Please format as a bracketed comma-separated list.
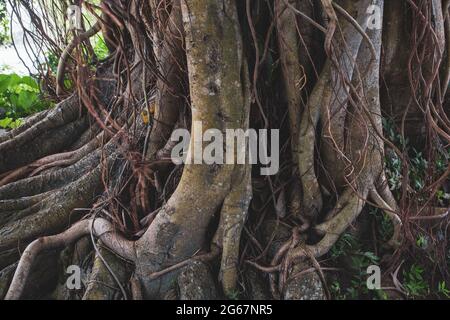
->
[278, 227, 302, 295]
[297, 69, 328, 220]
[56, 22, 102, 97]
[215, 167, 252, 297]
[320, 0, 338, 55]
[265, 180, 403, 300]
[5, 217, 135, 300]
[268, 234, 294, 299]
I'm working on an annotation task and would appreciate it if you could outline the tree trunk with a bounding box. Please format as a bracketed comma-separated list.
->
[0, 0, 448, 300]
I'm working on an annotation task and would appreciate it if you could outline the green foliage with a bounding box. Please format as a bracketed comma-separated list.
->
[369, 208, 394, 244]
[416, 234, 429, 250]
[402, 264, 429, 298]
[45, 51, 59, 74]
[329, 232, 384, 300]
[437, 281, 450, 298]
[383, 117, 450, 203]
[0, 0, 10, 46]
[328, 229, 447, 300]
[227, 289, 240, 300]
[92, 35, 110, 61]
[0, 73, 52, 129]
[330, 232, 358, 259]
[41, 33, 109, 75]
[0, 117, 22, 128]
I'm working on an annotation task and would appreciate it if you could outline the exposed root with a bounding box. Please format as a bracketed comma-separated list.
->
[83, 245, 132, 300]
[0, 192, 51, 214]
[216, 166, 252, 297]
[0, 110, 50, 144]
[0, 116, 88, 174]
[0, 164, 103, 253]
[0, 132, 103, 186]
[5, 217, 135, 300]
[293, 188, 367, 260]
[0, 94, 81, 153]
[0, 145, 103, 200]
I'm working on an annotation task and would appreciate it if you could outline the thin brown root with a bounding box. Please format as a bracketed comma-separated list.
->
[56, 22, 102, 96]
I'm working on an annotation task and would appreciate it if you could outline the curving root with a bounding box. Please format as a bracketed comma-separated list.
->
[369, 188, 403, 248]
[5, 217, 135, 300]
[56, 22, 102, 97]
[215, 165, 252, 297]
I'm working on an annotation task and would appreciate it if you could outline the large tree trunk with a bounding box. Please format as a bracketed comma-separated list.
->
[0, 0, 448, 300]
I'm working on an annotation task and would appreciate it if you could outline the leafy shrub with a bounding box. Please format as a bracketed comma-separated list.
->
[403, 264, 429, 298]
[0, 73, 53, 129]
[329, 232, 383, 299]
[0, 1, 10, 46]
[383, 117, 450, 204]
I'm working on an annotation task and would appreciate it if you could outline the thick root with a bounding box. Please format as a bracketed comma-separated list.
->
[83, 246, 132, 300]
[4, 217, 135, 300]
[176, 261, 219, 300]
[134, 0, 251, 299]
[216, 165, 252, 297]
[292, 188, 367, 260]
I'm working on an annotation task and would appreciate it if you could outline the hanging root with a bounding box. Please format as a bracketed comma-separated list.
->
[56, 22, 102, 97]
